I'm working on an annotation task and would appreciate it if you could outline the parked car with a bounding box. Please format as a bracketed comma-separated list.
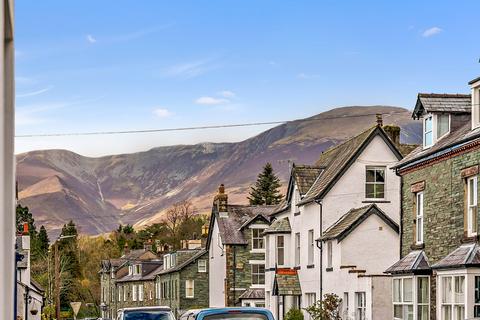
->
[116, 307, 175, 320]
[179, 308, 274, 320]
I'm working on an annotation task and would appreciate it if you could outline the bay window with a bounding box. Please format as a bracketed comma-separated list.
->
[467, 176, 478, 236]
[440, 276, 465, 320]
[393, 276, 429, 320]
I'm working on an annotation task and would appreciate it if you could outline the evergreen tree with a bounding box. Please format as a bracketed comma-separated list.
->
[16, 204, 37, 235]
[248, 162, 283, 205]
[36, 225, 50, 256]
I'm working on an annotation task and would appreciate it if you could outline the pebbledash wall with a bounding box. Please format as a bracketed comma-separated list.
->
[400, 148, 480, 317]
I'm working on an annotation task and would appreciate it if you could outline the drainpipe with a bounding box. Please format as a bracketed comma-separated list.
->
[24, 284, 29, 320]
[232, 246, 237, 306]
[395, 167, 403, 259]
[314, 200, 323, 315]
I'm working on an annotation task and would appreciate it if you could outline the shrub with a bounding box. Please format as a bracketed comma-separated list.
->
[285, 308, 304, 320]
[304, 293, 342, 320]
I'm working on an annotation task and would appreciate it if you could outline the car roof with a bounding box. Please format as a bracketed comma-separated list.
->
[119, 306, 172, 312]
[181, 307, 273, 318]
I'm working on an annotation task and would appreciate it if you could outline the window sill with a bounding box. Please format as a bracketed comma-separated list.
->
[326, 267, 333, 272]
[410, 243, 425, 250]
[250, 249, 266, 254]
[307, 264, 315, 269]
[462, 234, 479, 243]
[362, 200, 390, 204]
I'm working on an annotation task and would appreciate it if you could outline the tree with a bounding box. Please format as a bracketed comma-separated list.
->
[304, 294, 342, 320]
[248, 162, 283, 205]
[16, 204, 37, 235]
[285, 308, 304, 320]
[34, 225, 50, 258]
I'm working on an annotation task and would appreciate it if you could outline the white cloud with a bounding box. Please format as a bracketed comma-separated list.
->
[195, 96, 229, 105]
[16, 86, 53, 98]
[153, 108, 173, 118]
[86, 34, 97, 43]
[218, 90, 236, 98]
[422, 27, 442, 38]
[297, 73, 320, 79]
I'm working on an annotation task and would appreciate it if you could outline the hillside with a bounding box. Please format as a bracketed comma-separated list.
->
[16, 106, 421, 236]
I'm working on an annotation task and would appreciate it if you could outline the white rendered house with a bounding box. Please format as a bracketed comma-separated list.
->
[265, 118, 404, 320]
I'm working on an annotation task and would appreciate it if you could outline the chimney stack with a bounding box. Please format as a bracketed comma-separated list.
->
[22, 222, 29, 235]
[376, 113, 383, 127]
[214, 184, 228, 217]
[383, 125, 401, 145]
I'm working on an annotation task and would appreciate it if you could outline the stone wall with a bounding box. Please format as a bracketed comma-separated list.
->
[401, 149, 480, 319]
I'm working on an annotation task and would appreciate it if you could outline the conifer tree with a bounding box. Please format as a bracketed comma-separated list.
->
[36, 225, 50, 256]
[248, 162, 283, 205]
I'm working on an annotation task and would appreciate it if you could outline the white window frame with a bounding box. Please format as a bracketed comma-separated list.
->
[123, 285, 127, 302]
[355, 292, 366, 320]
[198, 259, 207, 273]
[252, 228, 265, 250]
[436, 113, 451, 140]
[440, 275, 465, 320]
[295, 233, 300, 266]
[393, 276, 431, 320]
[308, 229, 314, 265]
[416, 192, 424, 245]
[138, 284, 144, 302]
[251, 263, 265, 287]
[475, 276, 480, 318]
[343, 292, 349, 319]
[423, 115, 433, 148]
[185, 280, 195, 298]
[276, 235, 285, 266]
[132, 284, 137, 302]
[118, 286, 122, 302]
[467, 176, 478, 237]
[327, 241, 333, 269]
[365, 166, 386, 200]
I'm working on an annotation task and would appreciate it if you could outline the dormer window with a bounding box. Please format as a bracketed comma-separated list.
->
[423, 113, 450, 149]
[423, 116, 433, 148]
[471, 78, 480, 129]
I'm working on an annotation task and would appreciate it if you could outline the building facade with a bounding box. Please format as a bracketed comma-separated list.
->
[155, 249, 209, 317]
[99, 249, 159, 319]
[386, 77, 480, 320]
[265, 119, 408, 320]
[207, 185, 276, 308]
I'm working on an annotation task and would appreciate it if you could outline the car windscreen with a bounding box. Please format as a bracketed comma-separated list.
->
[124, 311, 174, 320]
[203, 313, 268, 320]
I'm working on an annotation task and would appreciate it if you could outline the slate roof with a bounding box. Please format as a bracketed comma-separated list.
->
[413, 93, 471, 119]
[270, 199, 290, 216]
[292, 165, 324, 195]
[238, 288, 265, 300]
[432, 243, 480, 270]
[116, 260, 163, 283]
[273, 270, 302, 296]
[394, 122, 480, 170]
[157, 249, 207, 275]
[215, 205, 276, 245]
[320, 204, 399, 242]
[264, 217, 291, 235]
[299, 126, 402, 205]
[385, 251, 431, 275]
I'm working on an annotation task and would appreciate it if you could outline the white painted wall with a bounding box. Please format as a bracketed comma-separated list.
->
[264, 133, 401, 320]
[208, 219, 227, 307]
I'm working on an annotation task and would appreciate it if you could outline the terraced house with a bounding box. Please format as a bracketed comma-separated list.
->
[155, 249, 209, 317]
[264, 117, 412, 320]
[386, 76, 480, 320]
[207, 185, 276, 308]
[99, 248, 159, 319]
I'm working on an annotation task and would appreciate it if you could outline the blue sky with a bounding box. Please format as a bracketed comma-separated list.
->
[15, 0, 480, 156]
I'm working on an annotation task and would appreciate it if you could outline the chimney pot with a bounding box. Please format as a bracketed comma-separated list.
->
[376, 114, 383, 127]
[22, 222, 29, 235]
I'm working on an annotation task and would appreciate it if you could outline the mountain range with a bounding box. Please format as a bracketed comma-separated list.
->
[16, 106, 422, 236]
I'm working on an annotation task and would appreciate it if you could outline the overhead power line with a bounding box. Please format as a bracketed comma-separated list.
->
[15, 110, 407, 138]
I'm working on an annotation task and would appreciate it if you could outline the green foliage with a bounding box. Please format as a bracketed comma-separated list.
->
[248, 162, 283, 205]
[35, 225, 50, 256]
[285, 308, 304, 320]
[16, 203, 37, 234]
[304, 294, 342, 320]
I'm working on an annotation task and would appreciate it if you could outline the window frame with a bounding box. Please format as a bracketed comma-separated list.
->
[138, 284, 144, 302]
[185, 279, 195, 298]
[436, 113, 450, 140]
[393, 276, 430, 320]
[416, 192, 424, 245]
[355, 292, 366, 320]
[308, 229, 314, 266]
[440, 275, 465, 320]
[327, 241, 333, 269]
[467, 176, 478, 237]
[276, 235, 285, 266]
[132, 284, 137, 302]
[365, 166, 386, 200]
[198, 259, 207, 273]
[251, 263, 266, 286]
[295, 232, 301, 267]
[423, 115, 433, 148]
[252, 228, 265, 250]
